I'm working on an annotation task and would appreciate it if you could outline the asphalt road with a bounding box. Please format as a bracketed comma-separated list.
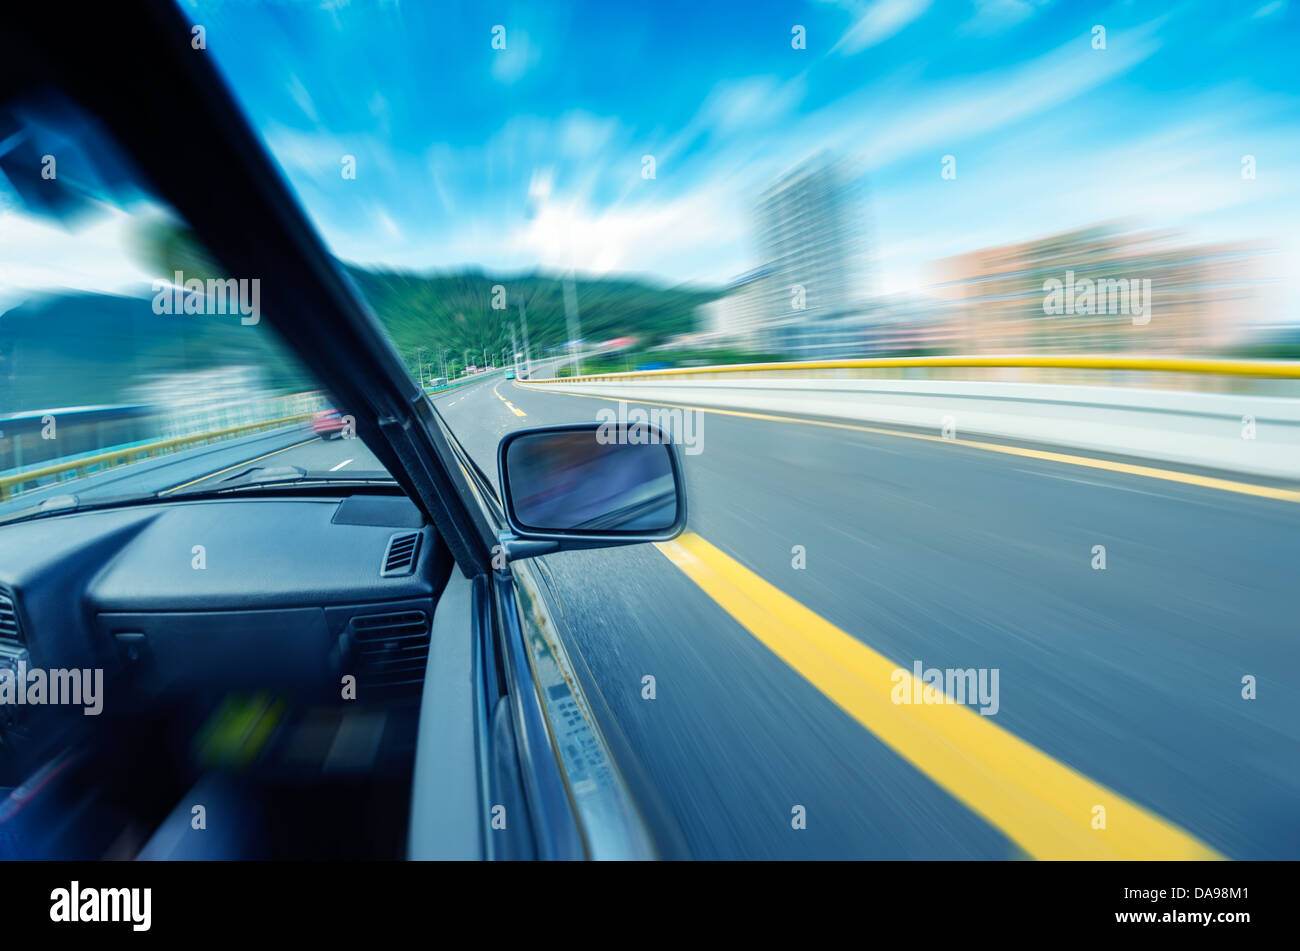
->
[125, 371, 1300, 859]
[423, 371, 1300, 860]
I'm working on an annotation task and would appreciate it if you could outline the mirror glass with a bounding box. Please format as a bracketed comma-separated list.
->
[504, 428, 679, 534]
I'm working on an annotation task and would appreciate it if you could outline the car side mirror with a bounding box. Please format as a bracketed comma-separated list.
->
[496, 423, 687, 560]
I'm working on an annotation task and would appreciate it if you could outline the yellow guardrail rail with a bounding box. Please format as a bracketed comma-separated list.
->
[527, 354, 1300, 384]
[0, 413, 314, 501]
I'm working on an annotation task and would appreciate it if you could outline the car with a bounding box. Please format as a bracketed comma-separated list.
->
[505, 368, 515, 380]
[312, 408, 346, 438]
[0, 5, 688, 863]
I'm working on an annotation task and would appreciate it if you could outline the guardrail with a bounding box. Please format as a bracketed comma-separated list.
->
[0, 413, 314, 501]
[530, 354, 1300, 384]
[522, 355, 1300, 480]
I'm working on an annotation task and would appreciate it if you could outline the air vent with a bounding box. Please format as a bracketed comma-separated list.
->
[380, 531, 421, 577]
[0, 589, 21, 645]
[349, 610, 430, 695]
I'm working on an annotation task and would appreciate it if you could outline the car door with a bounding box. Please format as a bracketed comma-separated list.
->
[417, 409, 686, 858]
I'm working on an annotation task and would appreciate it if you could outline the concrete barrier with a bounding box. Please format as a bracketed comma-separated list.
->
[523, 375, 1300, 480]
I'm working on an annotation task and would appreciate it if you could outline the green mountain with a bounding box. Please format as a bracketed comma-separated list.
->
[128, 220, 719, 379]
[1, 266, 718, 412]
[346, 266, 718, 375]
[0, 290, 310, 413]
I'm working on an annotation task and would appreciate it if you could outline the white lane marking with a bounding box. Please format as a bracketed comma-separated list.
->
[330, 459, 354, 471]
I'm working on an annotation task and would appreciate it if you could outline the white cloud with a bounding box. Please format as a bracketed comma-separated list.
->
[286, 73, 319, 123]
[261, 124, 402, 186]
[0, 205, 157, 299]
[506, 186, 741, 278]
[527, 168, 554, 206]
[818, 18, 1164, 169]
[701, 76, 807, 134]
[555, 112, 620, 155]
[962, 0, 1054, 35]
[827, 0, 934, 55]
[373, 206, 402, 239]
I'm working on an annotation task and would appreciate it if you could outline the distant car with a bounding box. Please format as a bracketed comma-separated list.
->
[505, 368, 515, 380]
[312, 408, 346, 438]
[517, 368, 530, 380]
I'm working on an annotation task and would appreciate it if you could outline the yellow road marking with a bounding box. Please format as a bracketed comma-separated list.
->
[493, 381, 527, 416]
[160, 438, 316, 495]
[517, 386, 1300, 505]
[654, 532, 1225, 860]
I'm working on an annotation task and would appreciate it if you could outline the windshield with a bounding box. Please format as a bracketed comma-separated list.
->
[0, 94, 394, 518]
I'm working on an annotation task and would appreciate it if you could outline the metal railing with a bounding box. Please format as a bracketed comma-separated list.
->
[526, 354, 1300, 384]
[0, 413, 314, 501]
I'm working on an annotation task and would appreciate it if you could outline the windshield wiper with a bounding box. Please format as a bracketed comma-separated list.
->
[207, 476, 398, 495]
[0, 472, 404, 526]
[0, 493, 154, 526]
[163, 464, 398, 499]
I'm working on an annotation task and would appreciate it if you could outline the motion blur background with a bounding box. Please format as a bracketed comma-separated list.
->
[1, 0, 1299, 859]
[4, 0, 1300, 484]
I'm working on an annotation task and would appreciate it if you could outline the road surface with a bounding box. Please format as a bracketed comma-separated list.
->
[427, 372, 1300, 859]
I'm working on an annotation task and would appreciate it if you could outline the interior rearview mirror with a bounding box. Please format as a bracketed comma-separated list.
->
[498, 423, 687, 551]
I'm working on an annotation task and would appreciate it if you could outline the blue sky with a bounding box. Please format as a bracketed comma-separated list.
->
[4, 0, 1298, 311]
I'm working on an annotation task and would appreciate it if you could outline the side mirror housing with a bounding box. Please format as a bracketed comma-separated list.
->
[496, 423, 687, 560]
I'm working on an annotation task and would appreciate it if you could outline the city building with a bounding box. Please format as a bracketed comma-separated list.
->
[749, 157, 870, 358]
[698, 267, 769, 351]
[927, 223, 1268, 354]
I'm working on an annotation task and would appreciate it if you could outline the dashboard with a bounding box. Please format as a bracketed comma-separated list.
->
[0, 494, 454, 705]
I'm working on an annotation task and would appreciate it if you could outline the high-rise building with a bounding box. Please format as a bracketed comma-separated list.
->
[751, 157, 868, 357]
